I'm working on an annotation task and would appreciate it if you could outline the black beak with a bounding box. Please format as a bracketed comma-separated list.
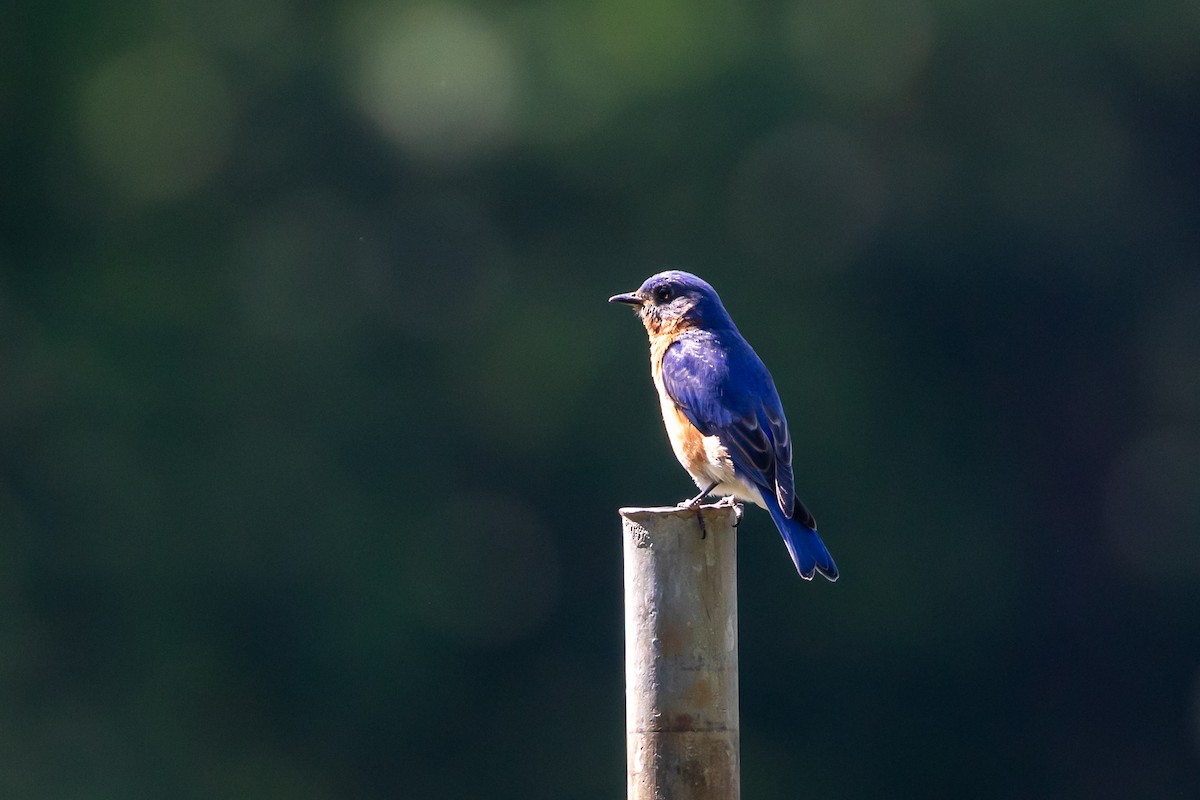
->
[608, 291, 643, 306]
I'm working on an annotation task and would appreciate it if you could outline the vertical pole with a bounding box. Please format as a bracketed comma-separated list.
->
[620, 505, 740, 800]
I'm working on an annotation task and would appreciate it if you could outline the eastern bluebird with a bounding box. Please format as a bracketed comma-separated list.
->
[610, 270, 838, 581]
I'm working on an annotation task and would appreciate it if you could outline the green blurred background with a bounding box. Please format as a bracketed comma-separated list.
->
[3, 0, 1200, 797]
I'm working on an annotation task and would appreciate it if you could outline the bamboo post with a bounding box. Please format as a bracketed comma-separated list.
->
[620, 504, 740, 800]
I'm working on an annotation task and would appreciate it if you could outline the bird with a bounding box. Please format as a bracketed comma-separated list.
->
[609, 270, 838, 581]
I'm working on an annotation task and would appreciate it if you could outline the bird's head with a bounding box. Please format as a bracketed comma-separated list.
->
[608, 270, 730, 336]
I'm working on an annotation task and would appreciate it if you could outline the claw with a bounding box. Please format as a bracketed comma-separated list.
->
[710, 495, 743, 526]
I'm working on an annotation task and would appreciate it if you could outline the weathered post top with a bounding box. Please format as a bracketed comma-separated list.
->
[620, 504, 740, 800]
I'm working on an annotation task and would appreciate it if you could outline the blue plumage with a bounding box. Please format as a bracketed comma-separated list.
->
[761, 487, 839, 580]
[610, 270, 838, 581]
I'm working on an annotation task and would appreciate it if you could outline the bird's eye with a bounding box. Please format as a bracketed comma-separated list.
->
[654, 286, 673, 303]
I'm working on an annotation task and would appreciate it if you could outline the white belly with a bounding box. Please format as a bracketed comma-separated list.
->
[694, 435, 766, 508]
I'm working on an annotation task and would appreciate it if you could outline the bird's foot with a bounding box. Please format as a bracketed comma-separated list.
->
[679, 480, 719, 509]
[676, 482, 719, 538]
[711, 495, 744, 527]
[685, 483, 716, 537]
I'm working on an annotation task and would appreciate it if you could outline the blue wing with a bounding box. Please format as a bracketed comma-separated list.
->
[660, 330, 810, 526]
[661, 329, 836, 580]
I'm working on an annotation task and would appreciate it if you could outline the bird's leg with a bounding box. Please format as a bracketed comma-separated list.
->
[680, 481, 719, 509]
[678, 481, 719, 539]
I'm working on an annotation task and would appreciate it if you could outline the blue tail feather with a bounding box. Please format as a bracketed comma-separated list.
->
[763, 494, 838, 581]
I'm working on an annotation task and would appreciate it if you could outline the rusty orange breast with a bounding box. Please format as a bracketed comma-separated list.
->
[649, 326, 710, 478]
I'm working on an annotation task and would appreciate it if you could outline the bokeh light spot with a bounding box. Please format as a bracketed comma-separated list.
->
[343, 3, 519, 165]
[77, 41, 235, 206]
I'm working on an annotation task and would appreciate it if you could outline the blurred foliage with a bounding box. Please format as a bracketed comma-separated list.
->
[3, 0, 1200, 797]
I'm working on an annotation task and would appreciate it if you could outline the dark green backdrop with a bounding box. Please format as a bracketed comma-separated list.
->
[4, 1, 1199, 797]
